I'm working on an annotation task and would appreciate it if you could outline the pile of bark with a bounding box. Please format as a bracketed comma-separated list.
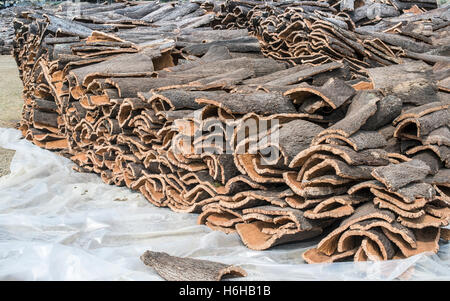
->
[213, 0, 450, 75]
[12, 0, 449, 264]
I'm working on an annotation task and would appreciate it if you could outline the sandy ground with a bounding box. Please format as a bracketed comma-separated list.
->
[0, 55, 23, 175]
[0, 55, 23, 128]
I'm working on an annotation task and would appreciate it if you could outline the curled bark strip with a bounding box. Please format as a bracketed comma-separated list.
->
[236, 221, 323, 251]
[285, 77, 355, 111]
[312, 131, 388, 151]
[317, 202, 395, 256]
[397, 214, 449, 229]
[140, 251, 247, 281]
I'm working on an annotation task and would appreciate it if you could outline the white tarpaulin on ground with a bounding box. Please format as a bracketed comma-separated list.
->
[0, 127, 449, 280]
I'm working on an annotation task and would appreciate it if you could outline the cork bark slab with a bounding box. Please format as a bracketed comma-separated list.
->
[317, 202, 395, 256]
[140, 251, 247, 281]
[219, 189, 288, 209]
[370, 185, 433, 208]
[361, 95, 402, 131]
[317, 90, 380, 138]
[406, 145, 450, 169]
[394, 109, 450, 140]
[198, 203, 244, 232]
[303, 158, 375, 181]
[382, 227, 440, 258]
[350, 219, 417, 248]
[304, 196, 356, 220]
[284, 77, 355, 110]
[337, 228, 396, 260]
[423, 126, 450, 147]
[441, 228, 450, 242]
[371, 159, 432, 191]
[373, 197, 425, 219]
[397, 214, 449, 229]
[424, 204, 450, 219]
[235, 221, 323, 251]
[312, 131, 388, 152]
[393, 102, 450, 126]
[289, 144, 390, 169]
[302, 247, 357, 264]
[70, 48, 158, 86]
[195, 92, 297, 116]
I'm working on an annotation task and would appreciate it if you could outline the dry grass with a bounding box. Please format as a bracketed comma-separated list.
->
[0, 55, 23, 128]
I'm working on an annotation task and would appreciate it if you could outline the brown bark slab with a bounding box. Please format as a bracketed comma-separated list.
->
[140, 251, 246, 281]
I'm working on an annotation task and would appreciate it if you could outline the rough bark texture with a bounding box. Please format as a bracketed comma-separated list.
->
[140, 251, 247, 281]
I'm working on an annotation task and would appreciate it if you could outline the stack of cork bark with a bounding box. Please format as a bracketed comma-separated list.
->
[11, 0, 449, 264]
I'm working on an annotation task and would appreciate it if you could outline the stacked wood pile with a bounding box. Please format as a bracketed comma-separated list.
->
[213, 0, 450, 75]
[12, 0, 449, 264]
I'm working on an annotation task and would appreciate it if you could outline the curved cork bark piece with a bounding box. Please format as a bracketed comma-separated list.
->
[235, 221, 323, 251]
[370, 185, 432, 208]
[382, 227, 440, 258]
[198, 203, 244, 233]
[304, 175, 354, 186]
[149, 89, 221, 111]
[371, 159, 432, 191]
[243, 64, 313, 85]
[365, 61, 433, 90]
[406, 145, 450, 169]
[220, 190, 288, 210]
[302, 247, 357, 264]
[195, 92, 297, 116]
[316, 90, 380, 138]
[337, 228, 396, 260]
[424, 205, 450, 219]
[350, 219, 416, 248]
[284, 77, 355, 110]
[374, 197, 425, 219]
[241, 205, 328, 232]
[394, 109, 450, 140]
[289, 144, 390, 169]
[312, 131, 387, 152]
[317, 202, 395, 256]
[360, 238, 384, 261]
[354, 245, 368, 262]
[284, 193, 325, 210]
[70, 48, 158, 86]
[264, 61, 344, 86]
[441, 228, 450, 242]
[412, 151, 443, 176]
[303, 158, 375, 180]
[361, 95, 402, 131]
[370, 183, 435, 211]
[397, 214, 449, 229]
[423, 126, 450, 147]
[140, 251, 246, 281]
[304, 196, 355, 220]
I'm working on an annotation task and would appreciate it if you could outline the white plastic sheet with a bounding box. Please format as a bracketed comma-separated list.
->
[0, 127, 449, 280]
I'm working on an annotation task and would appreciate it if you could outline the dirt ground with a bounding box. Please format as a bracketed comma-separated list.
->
[0, 55, 23, 128]
[0, 54, 23, 175]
